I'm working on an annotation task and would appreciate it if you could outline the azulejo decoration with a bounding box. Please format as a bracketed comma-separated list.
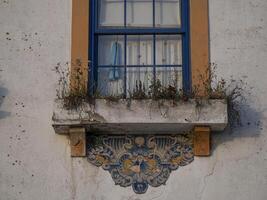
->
[87, 134, 194, 194]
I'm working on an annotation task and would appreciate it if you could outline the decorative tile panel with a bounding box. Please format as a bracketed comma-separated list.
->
[87, 134, 194, 194]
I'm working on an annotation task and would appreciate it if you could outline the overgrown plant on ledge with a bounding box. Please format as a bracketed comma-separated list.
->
[54, 61, 247, 127]
[130, 80, 147, 99]
[53, 59, 89, 110]
[194, 62, 247, 127]
[127, 79, 182, 101]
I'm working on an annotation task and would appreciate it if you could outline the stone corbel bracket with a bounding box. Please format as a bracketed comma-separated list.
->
[52, 99, 228, 157]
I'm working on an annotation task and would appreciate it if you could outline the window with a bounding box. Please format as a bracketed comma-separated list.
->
[89, 0, 190, 97]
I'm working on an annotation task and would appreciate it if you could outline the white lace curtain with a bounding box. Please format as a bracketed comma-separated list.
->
[97, 35, 182, 96]
[97, 0, 182, 97]
[99, 0, 181, 28]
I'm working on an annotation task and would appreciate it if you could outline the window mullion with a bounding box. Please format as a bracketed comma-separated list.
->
[153, 0, 155, 28]
[124, 35, 127, 97]
[89, 0, 96, 95]
[181, 0, 190, 93]
[124, 0, 127, 97]
[153, 0, 156, 85]
[95, 29, 185, 35]
[124, 0, 126, 28]
[153, 34, 156, 84]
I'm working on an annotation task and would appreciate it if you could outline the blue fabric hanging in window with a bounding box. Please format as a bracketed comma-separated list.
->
[109, 41, 122, 81]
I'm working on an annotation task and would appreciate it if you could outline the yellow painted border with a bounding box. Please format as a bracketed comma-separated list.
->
[70, 0, 89, 93]
[190, 0, 210, 97]
[70, 0, 210, 97]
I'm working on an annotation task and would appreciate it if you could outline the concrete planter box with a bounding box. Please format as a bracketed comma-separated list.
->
[52, 99, 228, 135]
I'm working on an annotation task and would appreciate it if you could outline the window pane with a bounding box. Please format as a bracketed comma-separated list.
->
[97, 67, 125, 96]
[156, 35, 182, 65]
[98, 35, 125, 66]
[98, 0, 124, 27]
[127, 67, 153, 97]
[127, 35, 153, 65]
[127, 0, 153, 27]
[155, 0, 181, 28]
[156, 67, 183, 90]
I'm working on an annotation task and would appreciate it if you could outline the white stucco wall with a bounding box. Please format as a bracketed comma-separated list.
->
[0, 0, 266, 200]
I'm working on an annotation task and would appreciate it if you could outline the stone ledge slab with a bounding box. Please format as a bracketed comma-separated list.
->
[52, 99, 228, 134]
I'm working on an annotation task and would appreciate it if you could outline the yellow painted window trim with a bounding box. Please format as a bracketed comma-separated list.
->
[70, 0, 89, 93]
[190, 0, 210, 97]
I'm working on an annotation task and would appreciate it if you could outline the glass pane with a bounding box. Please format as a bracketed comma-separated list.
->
[127, 67, 153, 97]
[127, 0, 153, 27]
[156, 67, 183, 90]
[97, 67, 125, 96]
[156, 35, 182, 65]
[98, 35, 125, 66]
[98, 0, 124, 27]
[155, 0, 181, 28]
[127, 35, 153, 65]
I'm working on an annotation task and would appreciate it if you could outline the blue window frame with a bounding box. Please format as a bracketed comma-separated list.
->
[89, 0, 190, 97]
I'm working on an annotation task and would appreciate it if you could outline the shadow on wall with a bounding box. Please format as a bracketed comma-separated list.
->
[212, 102, 265, 154]
[0, 86, 10, 119]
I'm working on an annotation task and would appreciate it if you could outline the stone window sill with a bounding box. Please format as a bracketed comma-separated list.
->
[52, 99, 228, 135]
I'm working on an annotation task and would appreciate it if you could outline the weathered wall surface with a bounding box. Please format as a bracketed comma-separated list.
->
[0, 0, 266, 200]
